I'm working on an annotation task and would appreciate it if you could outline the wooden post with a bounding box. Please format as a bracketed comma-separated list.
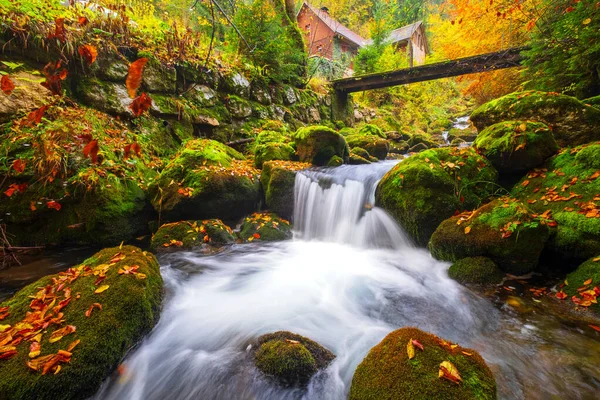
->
[408, 41, 414, 68]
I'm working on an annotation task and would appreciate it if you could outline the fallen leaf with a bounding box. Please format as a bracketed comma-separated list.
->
[94, 285, 109, 294]
[41, 61, 67, 96]
[29, 341, 41, 358]
[67, 339, 80, 352]
[83, 140, 99, 164]
[129, 92, 152, 117]
[48, 325, 76, 344]
[1, 75, 15, 95]
[47, 18, 67, 42]
[78, 16, 89, 26]
[412, 339, 424, 351]
[85, 303, 102, 317]
[12, 159, 26, 174]
[464, 226, 471, 234]
[407, 339, 415, 360]
[126, 58, 148, 98]
[47, 201, 61, 211]
[439, 360, 462, 384]
[26, 105, 50, 126]
[583, 18, 591, 25]
[253, 233, 261, 239]
[589, 324, 600, 332]
[78, 44, 98, 65]
[584, 278, 593, 285]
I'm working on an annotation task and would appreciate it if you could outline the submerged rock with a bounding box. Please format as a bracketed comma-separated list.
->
[448, 257, 504, 285]
[563, 256, 600, 314]
[470, 91, 600, 147]
[429, 198, 549, 275]
[149, 139, 260, 222]
[0, 246, 163, 400]
[511, 143, 600, 263]
[260, 161, 311, 220]
[292, 126, 349, 166]
[150, 219, 235, 251]
[375, 147, 498, 246]
[473, 121, 558, 174]
[253, 331, 335, 387]
[349, 327, 496, 400]
[239, 212, 292, 242]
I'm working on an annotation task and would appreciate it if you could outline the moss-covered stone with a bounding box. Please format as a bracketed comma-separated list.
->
[375, 147, 498, 246]
[327, 155, 343, 166]
[292, 126, 349, 166]
[260, 161, 311, 220]
[149, 139, 260, 222]
[239, 212, 292, 242]
[150, 219, 235, 250]
[448, 257, 504, 285]
[408, 133, 437, 148]
[408, 143, 428, 153]
[470, 91, 600, 147]
[75, 78, 130, 116]
[389, 141, 409, 154]
[253, 130, 295, 168]
[473, 121, 558, 173]
[253, 331, 335, 387]
[583, 95, 600, 108]
[349, 327, 496, 400]
[358, 124, 386, 138]
[349, 154, 371, 164]
[0, 245, 163, 400]
[346, 134, 389, 160]
[564, 256, 600, 314]
[511, 143, 600, 263]
[429, 198, 549, 275]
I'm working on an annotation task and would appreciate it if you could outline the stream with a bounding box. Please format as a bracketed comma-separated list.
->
[3, 161, 600, 399]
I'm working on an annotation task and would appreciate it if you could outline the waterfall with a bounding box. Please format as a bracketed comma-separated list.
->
[293, 162, 412, 249]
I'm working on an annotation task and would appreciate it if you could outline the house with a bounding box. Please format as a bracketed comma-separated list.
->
[297, 2, 429, 69]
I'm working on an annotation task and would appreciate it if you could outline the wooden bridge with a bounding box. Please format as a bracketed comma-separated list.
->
[331, 46, 527, 122]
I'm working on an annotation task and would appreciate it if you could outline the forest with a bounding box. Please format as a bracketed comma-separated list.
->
[0, 0, 599, 399]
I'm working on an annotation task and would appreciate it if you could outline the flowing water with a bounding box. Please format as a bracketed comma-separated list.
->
[26, 161, 598, 399]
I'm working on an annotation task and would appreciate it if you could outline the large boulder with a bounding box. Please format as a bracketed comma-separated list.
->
[429, 198, 550, 275]
[448, 257, 504, 285]
[470, 91, 600, 147]
[260, 161, 311, 220]
[473, 121, 558, 174]
[511, 143, 600, 263]
[252, 331, 335, 387]
[150, 219, 235, 251]
[563, 256, 600, 314]
[346, 134, 389, 160]
[0, 246, 163, 400]
[0, 105, 156, 247]
[149, 139, 260, 222]
[292, 126, 349, 166]
[349, 327, 496, 400]
[239, 212, 292, 242]
[357, 123, 386, 138]
[253, 130, 295, 169]
[375, 147, 498, 246]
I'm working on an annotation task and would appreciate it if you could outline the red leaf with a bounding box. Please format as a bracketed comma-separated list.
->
[4, 183, 27, 197]
[253, 233, 261, 239]
[83, 140, 99, 164]
[129, 93, 152, 117]
[124, 143, 142, 159]
[26, 105, 50, 126]
[589, 324, 600, 332]
[41, 61, 68, 96]
[47, 18, 67, 42]
[1, 75, 15, 95]
[78, 44, 98, 65]
[126, 58, 148, 98]
[412, 339, 424, 351]
[12, 159, 26, 174]
[78, 16, 89, 26]
[85, 303, 102, 318]
[47, 201, 61, 211]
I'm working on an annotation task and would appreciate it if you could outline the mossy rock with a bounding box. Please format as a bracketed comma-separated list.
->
[150, 219, 235, 251]
[375, 147, 498, 246]
[409, 143, 428, 153]
[346, 134, 389, 160]
[0, 246, 163, 400]
[239, 212, 292, 242]
[429, 198, 549, 275]
[583, 95, 600, 108]
[448, 127, 478, 142]
[75, 77, 130, 116]
[253, 130, 295, 169]
[389, 141, 409, 154]
[339, 127, 357, 137]
[253, 331, 335, 387]
[408, 133, 437, 148]
[358, 124, 386, 138]
[564, 256, 600, 314]
[260, 161, 311, 221]
[448, 257, 504, 285]
[451, 138, 467, 146]
[149, 139, 260, 222]
[292, 126, 349, 166]
[349, 327, 496, 400]
[0, 105, 158, 247]
[349, 154, 371, 165]
[511, 143, 600, 263]
[470, 91, 600, 147]
[351, 147, 371, 159]
[473, 121, 558, 174]
[326, 155, 343, 166]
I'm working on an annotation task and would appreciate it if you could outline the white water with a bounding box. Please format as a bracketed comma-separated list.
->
[95, 162, 600, 400]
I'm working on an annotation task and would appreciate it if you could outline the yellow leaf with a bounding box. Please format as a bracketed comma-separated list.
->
[439, 360, 462, 384]
[0, 325, 10, 333]
[94, 285, 109, 294]
[464, 226, 471, 234]
[407, 339, 415, 360]
[519, 123, 527, 132]
[583, 18, 591, 25]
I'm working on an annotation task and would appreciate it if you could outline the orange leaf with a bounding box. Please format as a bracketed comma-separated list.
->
[85, 303, 102, 317]
[47, 201, 61, 211]
[126, 58, 148, 98]
[1, 75, 15, 95]
[11, 159, 25, 174]
[555, 291, 567, 300]
[253, 233, 261, 239]
[589, 324, 600, 332]
[66, 339, 80, 352]
[521, 180, 530, 187]
[129, 92, 152, 117]
[48, 325, 76, 343]
[78, 16, 89, 26]
[584, 278, 593, 285]
[464, 226, 471, 234]
[26, 105, 50, 126]
[78, 44, 98, 65]
[47, 18, 67, 42]
[29, 341, 41, 358]
[4, 183, 27, 197]
[41, 61, 67, 96]
[83, 140, 99, 164]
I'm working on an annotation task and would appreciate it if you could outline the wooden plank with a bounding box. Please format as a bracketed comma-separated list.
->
[332, 47, 527, 93]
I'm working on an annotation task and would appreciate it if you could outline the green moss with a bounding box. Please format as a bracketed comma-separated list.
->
[448, 257, 504, 285]
[253, 331, 335, 387]
[583, 95, 600, 108]
[150, 219, 235, 250]
[349, 327, 496, 400]
[239, 212, 292, 242]
[375, 147, 498, 246]
[292, 126, 349, 166]
[564, 256, 600, 313]
[408, 133, 437, 148]
[346, 134, 389, 160]
[339, 127, 357, 137]
[327, 155, 343, 166]
[473, 121, 558, 173]
[349, 153, 371, 165]
[470, 90, 600, 147]
[0, 246, 163, 400]
[429, 198, 549, 275]
[358, 124, 386, 138]
[351, 147, 371, 159]
[253, 131, 295, 168]
[511, 143, 600, 262]
[260, 161, 310, 220]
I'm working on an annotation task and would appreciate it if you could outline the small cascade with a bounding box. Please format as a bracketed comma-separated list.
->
[442, 115, 472, 145]
[293, 162, 411, 249]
